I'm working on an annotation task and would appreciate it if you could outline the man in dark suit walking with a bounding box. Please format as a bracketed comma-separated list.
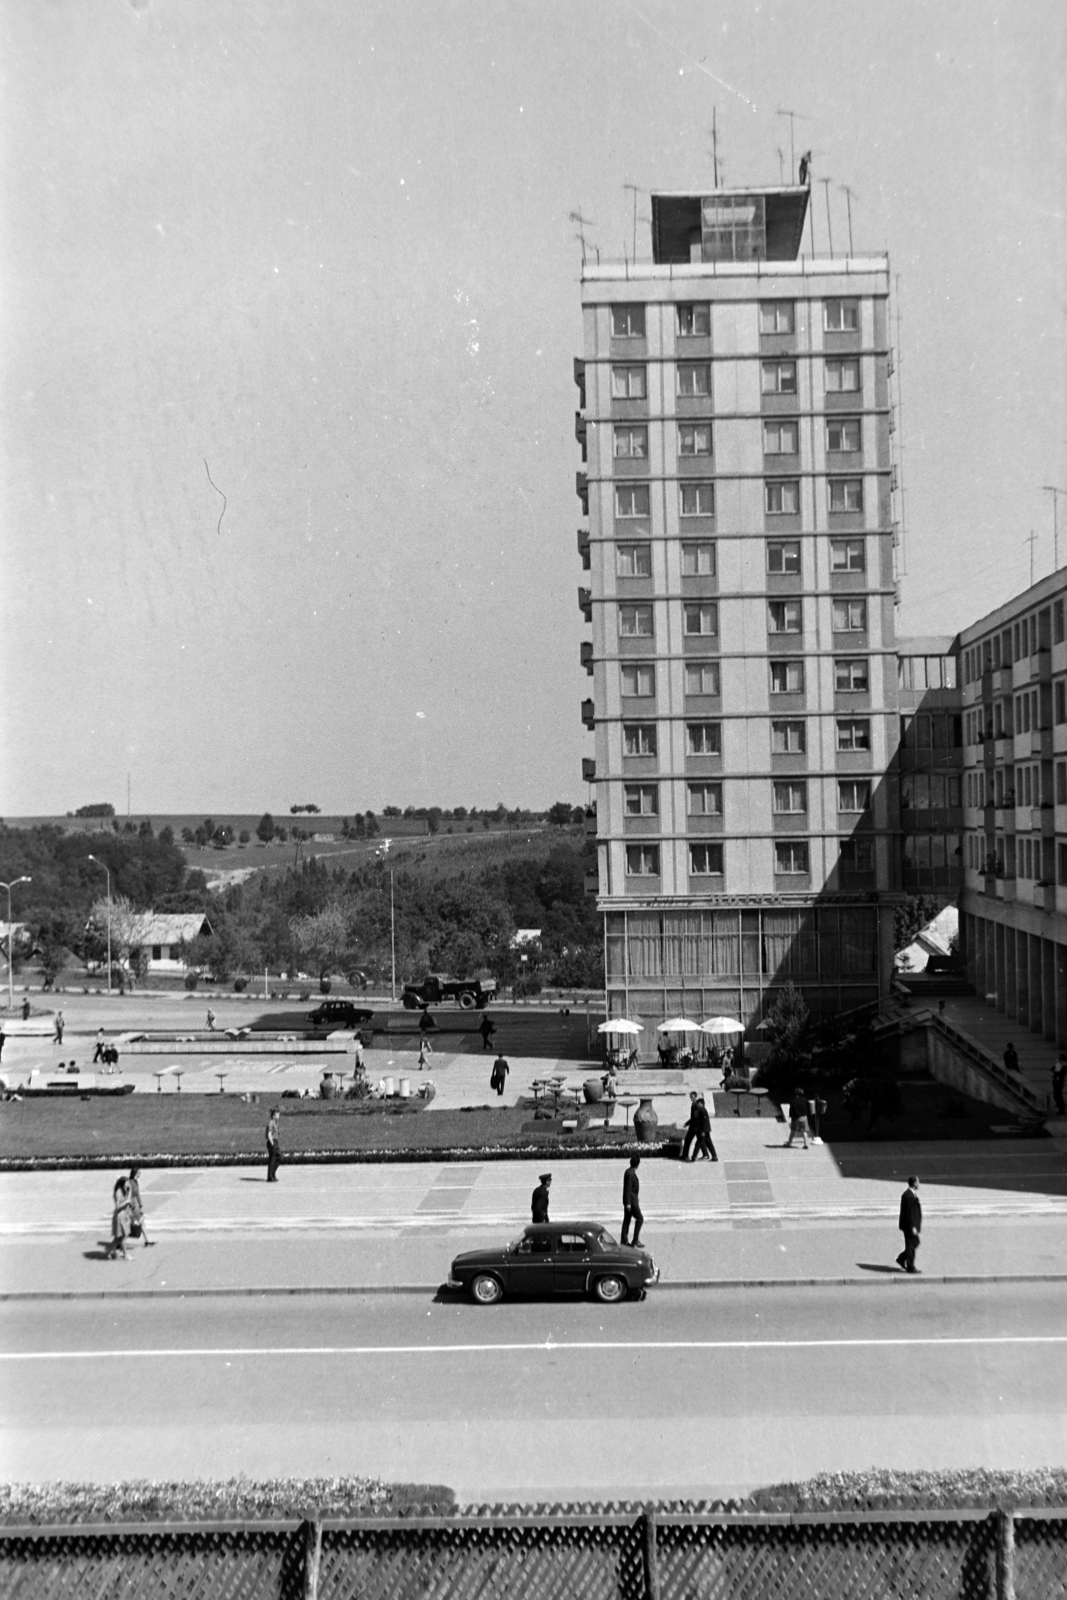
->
[896, 1176, 922, 1273]
[531, 1173, 551, 1223]
[621, 1156, 643, 1246]
[265, 1109, 282, 1183]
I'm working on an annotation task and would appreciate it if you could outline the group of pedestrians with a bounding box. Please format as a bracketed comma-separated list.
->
[530, 1158, 646, 1247]
[680, 1092, 717, 1161]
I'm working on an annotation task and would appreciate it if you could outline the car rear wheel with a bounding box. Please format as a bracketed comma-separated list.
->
[458, 991, 477, 1010]
[593, 1275, 627, 1304]
[470, 1273, 503, 1305]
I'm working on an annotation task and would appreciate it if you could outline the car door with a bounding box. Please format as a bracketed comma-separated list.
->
[553, 1230, 595, 1295]
[504, 1230, 555, 1297]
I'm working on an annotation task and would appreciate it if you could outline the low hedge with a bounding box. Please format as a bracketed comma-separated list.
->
[0, 1476, 455, 1525]
[742, 1467, 1067, 1513]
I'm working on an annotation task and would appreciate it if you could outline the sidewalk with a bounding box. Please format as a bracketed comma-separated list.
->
[3, 1116, 1067, 1295]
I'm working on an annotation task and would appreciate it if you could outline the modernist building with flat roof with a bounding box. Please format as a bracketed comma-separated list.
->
[958, 571, 1067, 1044]
[575, 180, 904, 1037]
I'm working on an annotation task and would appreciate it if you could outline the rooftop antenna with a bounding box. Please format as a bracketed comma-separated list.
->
[1025, 529, 1038, 587]
[775, 106, 811, 180]
[623, 183, 640, 261]
[819, 177, 834, 256]
[776, 146, 785, 184]
[568, 210, 594, 263]
[710, 108, 720, 187]
[839, 183, 859, 256]
[1042, 485, 1067, 569]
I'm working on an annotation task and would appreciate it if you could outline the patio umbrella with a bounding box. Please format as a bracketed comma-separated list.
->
[597, 1019, 643, 1035]
[700, 1016, 745, 1034]
[658, 1017, 703, 1032]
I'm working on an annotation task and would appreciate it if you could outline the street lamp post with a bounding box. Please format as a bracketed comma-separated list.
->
[86, 855, 112, 996]
[376, 840, 396, 1002]
[1, 878, 32, 1013]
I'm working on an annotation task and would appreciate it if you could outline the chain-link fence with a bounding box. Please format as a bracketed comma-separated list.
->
[2, 1504, 1064, 1598]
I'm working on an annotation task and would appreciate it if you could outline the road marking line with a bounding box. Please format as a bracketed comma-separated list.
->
[4, 1335, 1067, 1361]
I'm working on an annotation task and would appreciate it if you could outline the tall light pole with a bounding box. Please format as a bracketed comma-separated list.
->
[87, 855, 112, 995]
[1, 878, 31, 1012]
[376, 840, 396, 1002]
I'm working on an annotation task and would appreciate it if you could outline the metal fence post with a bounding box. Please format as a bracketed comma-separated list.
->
[642, 1506, 660, 1600]
[995, 1508, 1015, 1600]
[303, 1517, 322, 1600]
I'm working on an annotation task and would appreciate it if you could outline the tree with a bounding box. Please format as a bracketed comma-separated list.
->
[74, 803, 115, 818]
[88, 894, 146, 971]
[894, 895, 946, 952]
[256, 813, 276, 843]
[289, 905, 354, 981]
[547, 800, 577, 826]
[382, 806, 402, 818]
[760, 982, 813, 1097]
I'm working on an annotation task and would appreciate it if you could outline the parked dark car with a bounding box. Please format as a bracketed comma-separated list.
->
[448, 1222, 658, 1305]
[306, 999, 375, 1030]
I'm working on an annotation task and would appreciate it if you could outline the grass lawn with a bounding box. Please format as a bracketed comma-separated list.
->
[0, 1097, 671, 1164]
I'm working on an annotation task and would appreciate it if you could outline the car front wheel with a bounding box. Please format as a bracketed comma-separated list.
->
[470, 1273, 504, 1305]
[593, 1275, 627, 1304]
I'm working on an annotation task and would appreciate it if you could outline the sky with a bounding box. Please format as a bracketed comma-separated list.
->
[2, 0, 1064, 817]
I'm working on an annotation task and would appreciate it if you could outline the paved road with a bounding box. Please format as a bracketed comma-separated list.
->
[3, 1282, 1065, 1499]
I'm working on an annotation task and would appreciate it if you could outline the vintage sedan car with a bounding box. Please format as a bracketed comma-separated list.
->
[448, 1221, 659, 1305]
[305, 999, 375, 1030]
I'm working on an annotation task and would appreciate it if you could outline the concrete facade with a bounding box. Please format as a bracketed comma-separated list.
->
[958, 570, 1067, 1046]
[575, 182, 903, 1040]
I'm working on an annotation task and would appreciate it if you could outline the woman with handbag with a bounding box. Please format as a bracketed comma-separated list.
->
[126, 1166, 154, 1247]
[106, 1177, 133, 1261]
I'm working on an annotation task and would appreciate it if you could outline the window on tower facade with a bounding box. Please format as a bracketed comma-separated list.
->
[826, 417, 861, 452]
[615, 484, 650, 519]
[835, 658, 870, 691]
[613, 425, 648, 458]
[824, 298, 859, 332]
[620, 664, 655, 698]
[840, 838, 874, 873]
[680, 483, 715, 517]
[681, 542, 716, 576]
[689, 843, 724, 876]
[770, 660, 804, 694]
[760, 301, 795, 334]
[625, 843, 660, 876]
[678, 423, 713, 456]
[612, 365, 647, 399]
[833, 598, 867, 632]
[838, 780, 871, 812]
[676, 303, 711, 336]
[616, 543, 652, 577]
[762, 360, 797, 394]
[624, 783, 658, 816]
[773, 781, 807, 814]
[687, 781, 723, 816]
[828, 478, 864, 513]
[611, 305, 646, 338]
[677, 363, 712, 397]
[768, 600, 802, 634]
[763, 419, 799, 454]
[830, 538, 865, 572]
[683, 602, 718, 637]
[825, 358, 860, 392]
[684, 661, 721, 696]
[618, 604, 653, 638]
[771, 720, 806, 753]
[767, 540, 801, 574]
[686, 722, 722, 755]
[836, 718, 871, 751]
[765, 480, 800, 515]
[774, 841, 810, 874]
[623, 723, 657, 757]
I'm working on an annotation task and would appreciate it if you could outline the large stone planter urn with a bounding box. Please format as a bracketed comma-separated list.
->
[633, 1095, 659, 1142]
[583, 1076, 605, 1104]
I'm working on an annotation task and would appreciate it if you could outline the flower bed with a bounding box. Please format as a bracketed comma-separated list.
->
[0, 1097, 680, 1169]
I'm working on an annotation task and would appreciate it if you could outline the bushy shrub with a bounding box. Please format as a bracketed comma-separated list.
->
[183, 971, 199, 990]
[233, 977, 248, 993]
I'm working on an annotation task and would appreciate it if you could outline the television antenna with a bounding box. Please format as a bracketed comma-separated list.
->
[838, 184, 859, 256]
[622, 184, 641, 261]
[775, 106, 811, 180]
[1042, 485, 1067, 569]
[819, 177, 835, 256]
[568, 210, 594, 262]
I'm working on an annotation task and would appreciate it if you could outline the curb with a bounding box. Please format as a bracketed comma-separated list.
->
[0, 1143, 681, 1173]
[5, 1272, 1067, 1301]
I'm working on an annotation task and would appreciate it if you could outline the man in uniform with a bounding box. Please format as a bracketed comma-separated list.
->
[621, 1155, 643, 1247]
[896, 1175, 922, 1273]
[531, 1173, 551, 1223]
